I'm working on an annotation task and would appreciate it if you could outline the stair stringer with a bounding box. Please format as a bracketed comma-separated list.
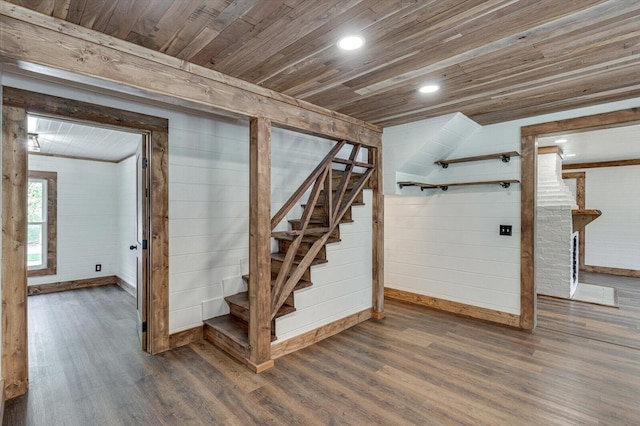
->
[273, 189, 373, 342]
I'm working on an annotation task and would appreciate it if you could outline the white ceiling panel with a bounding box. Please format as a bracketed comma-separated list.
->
[29, 115, 142, 162]
[538, 124, 640, 165]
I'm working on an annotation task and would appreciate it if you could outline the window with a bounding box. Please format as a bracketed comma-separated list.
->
[27, 171, 57, 277]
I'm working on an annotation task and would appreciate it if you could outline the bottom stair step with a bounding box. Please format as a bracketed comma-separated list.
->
[203, 315, 249, 359]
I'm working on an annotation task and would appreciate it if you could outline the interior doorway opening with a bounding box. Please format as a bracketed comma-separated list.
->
[520, 108, 640, 347]
[2, 87, 169, 400]
[26, 113, 149, 349]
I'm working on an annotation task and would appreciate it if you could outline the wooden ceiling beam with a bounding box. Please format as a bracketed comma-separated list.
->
[0, 3, 381, 146]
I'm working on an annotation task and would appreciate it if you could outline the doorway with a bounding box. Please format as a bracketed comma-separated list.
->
[26, 113, 148, 348]
[1, 87, 170, 400]
[519, 107, 640, 339]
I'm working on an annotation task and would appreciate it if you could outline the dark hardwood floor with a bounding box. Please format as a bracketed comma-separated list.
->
[538, 271, 640, 349]
[5, 284, 640, 425]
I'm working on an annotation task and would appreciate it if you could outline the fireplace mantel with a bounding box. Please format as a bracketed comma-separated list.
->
[572, 209, 602, 233]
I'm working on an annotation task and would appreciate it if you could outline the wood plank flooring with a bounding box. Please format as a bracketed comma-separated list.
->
[5, 284, 640, 425]
[538, 271, 640, 349]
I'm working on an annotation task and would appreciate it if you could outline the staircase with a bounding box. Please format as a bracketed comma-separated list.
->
[203, 141, 373, 366]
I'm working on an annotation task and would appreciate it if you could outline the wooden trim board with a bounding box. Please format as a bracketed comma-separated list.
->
[537, 146, 563, 156]
[582, 265, 640, 279]
[519, 134, 537, 330]
[521, 106, 640, 330]
[563, 158, 640, 170]
[0, 380, 4, 423]
[28, 276, 117, 296]
[271, 309, 372, 359]
[2, 105, 29, 400]
[2, 87, 170, 402]
[370, 146, 385, 319]
[248, 117, 273, 370]
[169, 326, 204, 349]
[385, 288, 520, 328]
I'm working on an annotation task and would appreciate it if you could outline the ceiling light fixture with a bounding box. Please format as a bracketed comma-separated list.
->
[337, 35, 365, 51]
[28, 133, 41, 152]
[565, 153, 576, 157]
[418, 84, 440, 94]
[554, 138, 568, 144]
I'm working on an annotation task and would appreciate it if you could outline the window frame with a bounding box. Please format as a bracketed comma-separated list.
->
[27, 170, 57, 277]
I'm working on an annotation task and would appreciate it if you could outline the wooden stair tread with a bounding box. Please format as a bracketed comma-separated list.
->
[241, 274, 314, 291]
[288, 218, 354, 225]
[301, 202, 365, 207]
[273, 235, 341, 244]
[270, 252, 328, 266]
[225, 292, 296, 318]
[204, 315, 248, 347]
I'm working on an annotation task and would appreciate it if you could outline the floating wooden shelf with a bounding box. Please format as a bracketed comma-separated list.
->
[572, 209, 602, 232]
[398, 179, 520, 191]
[435, 151, 520, 168]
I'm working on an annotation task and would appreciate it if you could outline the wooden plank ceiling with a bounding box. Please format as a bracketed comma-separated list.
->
[8, 0, 640, 127]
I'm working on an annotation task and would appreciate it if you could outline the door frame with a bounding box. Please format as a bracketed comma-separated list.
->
[1, 87, 170, 400]
[519, 107, 640, 330]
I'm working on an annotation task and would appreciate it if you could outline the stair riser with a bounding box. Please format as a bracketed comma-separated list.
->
[278, 239, 327, 260]
[229, 304, 249, 323]
[228, 297, 294, 325]
[204, 324, 249, 359]
[305, 205, 352, 222]
[320, 189, 364, 205]
[331, 173, 369, 187]
[271, 258, 311, 282]
[289, 221, 340, 239]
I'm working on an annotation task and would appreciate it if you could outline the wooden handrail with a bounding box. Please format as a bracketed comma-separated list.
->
[271, 140, 346, 230]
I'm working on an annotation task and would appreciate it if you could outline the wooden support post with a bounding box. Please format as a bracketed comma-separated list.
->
[2, 105, 29, 399]
[519, 134, 536, 330]
[370, 146, 385, 319]
[249, 117, 274, 372]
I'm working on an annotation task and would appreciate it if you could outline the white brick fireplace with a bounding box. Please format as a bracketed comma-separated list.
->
[536, 148, 579, 298]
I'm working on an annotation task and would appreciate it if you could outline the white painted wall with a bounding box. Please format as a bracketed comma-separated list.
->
[571, 165, 640, 271]
[383, 113, 481, 195]
[116, 155, 137, 288]
[383, 96, 640, 317]
[28, 155, 119, 285]
[4, 72, 372, 339]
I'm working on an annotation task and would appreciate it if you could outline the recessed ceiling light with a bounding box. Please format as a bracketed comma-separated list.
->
[337, 35, 365, 51]
[418, 84, 440, 94]
[555, 138, 568, 144]
[565, 153, 576, 157]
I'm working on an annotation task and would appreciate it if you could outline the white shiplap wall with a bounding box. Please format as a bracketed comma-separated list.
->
[384, 125, 522, 314]
[5, 72, 372, 339]
[572, 165, 640, 271]
[384, 96, 640, 316]
[28, 155, 120, 285]
[116, 155, 137, 288]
